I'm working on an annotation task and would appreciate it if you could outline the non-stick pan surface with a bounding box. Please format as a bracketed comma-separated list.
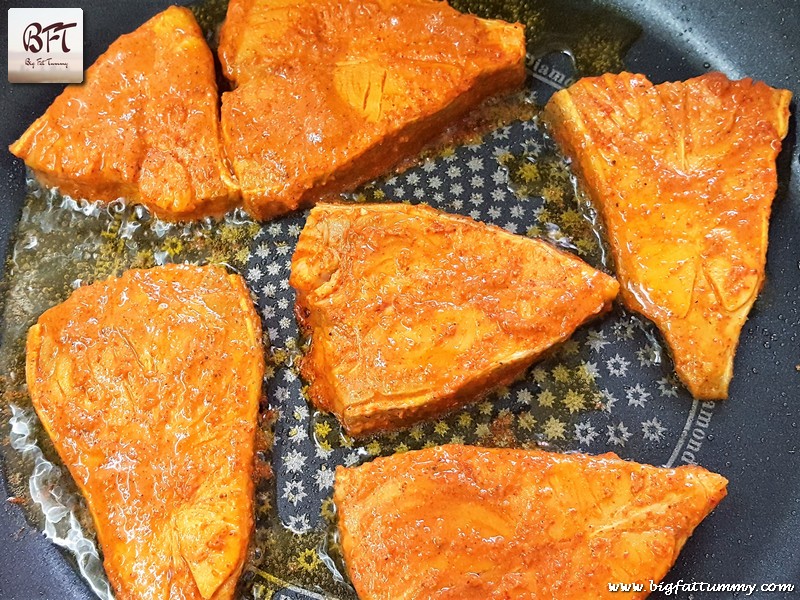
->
[1, 0, 798, 598]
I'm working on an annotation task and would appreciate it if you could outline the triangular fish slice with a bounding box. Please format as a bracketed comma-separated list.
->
[9, 7, 239, 221]
[218, 0, 526, 220]
[544, 72, 791, 399]
[26, 264, 264, 600]
[290, 203, 619, 436]
[335, 444, 728, 600]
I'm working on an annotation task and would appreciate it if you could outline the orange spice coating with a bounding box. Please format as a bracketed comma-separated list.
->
[335, 444, 728, 600]
[544, 72, 792, 399]
[9, 7, 240, 221]
[218, 0, 526, 220]
[26, 264, 264, 600]
[290, 203, 619, 436]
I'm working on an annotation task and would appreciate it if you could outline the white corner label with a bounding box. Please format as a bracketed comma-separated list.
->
[8, 8, 83, 83]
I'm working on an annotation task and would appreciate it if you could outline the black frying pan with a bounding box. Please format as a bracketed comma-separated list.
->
[1, 0, 798, 598]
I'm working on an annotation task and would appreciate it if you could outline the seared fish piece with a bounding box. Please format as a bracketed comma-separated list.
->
[335, 444, 728, 600]
[26, 264, 264, 600]
[218, 0, 526, 220]
[9, 7, 239, 221]
[544, 72, 791, 399]
[290, 203, 619, 436]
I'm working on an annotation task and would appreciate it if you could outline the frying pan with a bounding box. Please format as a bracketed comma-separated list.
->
[0, 0, 798, 598]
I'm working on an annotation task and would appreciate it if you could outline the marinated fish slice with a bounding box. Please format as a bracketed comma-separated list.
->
[335, 444, 728, 600]
[218, 0, 526, 220]
[544, 72, 791, 399]
[290, 203, 619, 436]
[9, 7, 239, 221]
[26, 264, 264, 600]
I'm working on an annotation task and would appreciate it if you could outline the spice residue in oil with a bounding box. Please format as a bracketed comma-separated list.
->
[450, 0, 640, 77]
[501, 143, 612, 270]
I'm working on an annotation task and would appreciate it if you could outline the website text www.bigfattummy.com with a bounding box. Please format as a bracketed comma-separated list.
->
[608, 580, 796, 595]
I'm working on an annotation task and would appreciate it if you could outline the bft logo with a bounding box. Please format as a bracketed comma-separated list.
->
[23, 21, 78, 54]
[8, 8, 84, 83]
